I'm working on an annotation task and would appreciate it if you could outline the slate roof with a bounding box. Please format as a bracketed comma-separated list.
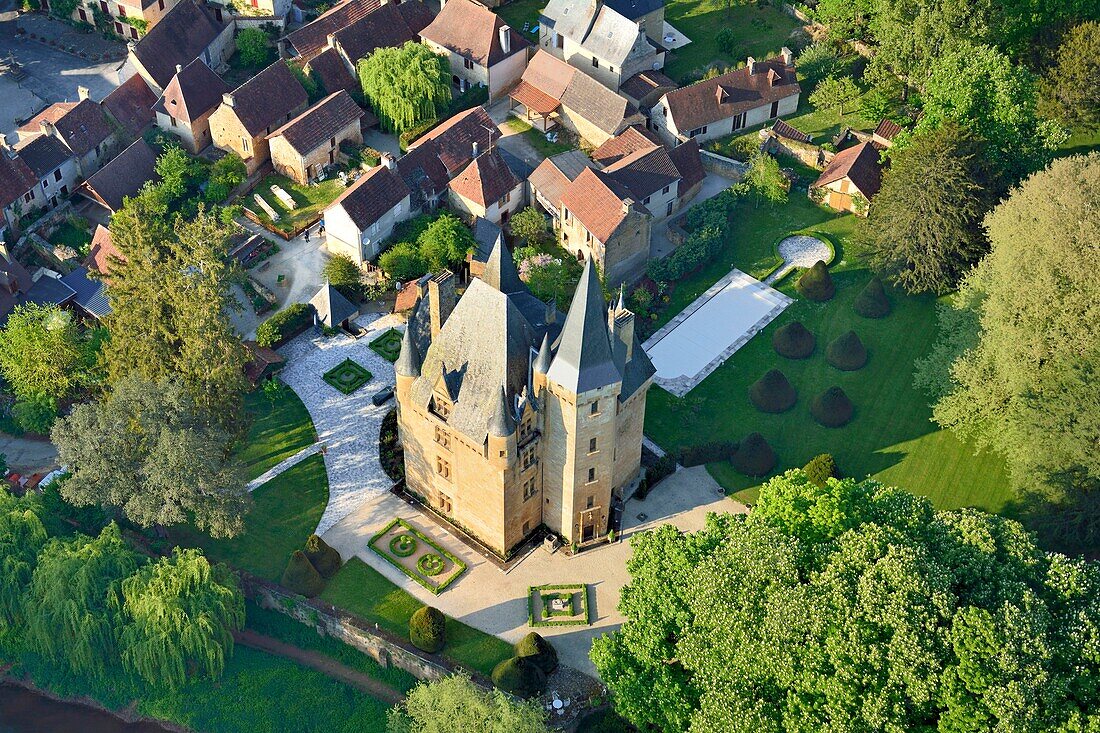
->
[812, 141, 882, 198]
[471, 217, 503, 264]
[420, 0, 529, 67]
[268, 91, 363, 156]
[541, 0, 652, 66]
[546, 257, 620, 394]
[102, 74, 158, 136]
[619, 69, 677, 109]
[18, 273, 76, 309]
[395, 144, 450, 208]
[448, 148, 521, 208]
[332, 1, 434, 61]
[668, 138, 705, 191]
[86, 225, 125, 276]
[15, 136, 72, 179]
[224, 61, 308, 138]
[285, 0, 380, 61]
[155, 59, 230, 125]
[513, 51, 637, 138]
[0, 153, 39, 209]
[131, 0, 228, 89]
[395, 321, 421, 375]
[329, 164, 410, 231]
[310, 282, 359, 327]
[604, 0, 664, 21]
[78, 138, 159, 212]
[591, 125, 661, 165]
[662, 55, 800, 133]
[603, 144, 681, 200]
[59, 266, 111, 318]
[306, 48, 359, 97]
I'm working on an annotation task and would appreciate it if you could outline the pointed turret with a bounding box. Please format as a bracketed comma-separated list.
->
[533, 333, 552, 374]
[546, 257, 621, 394]
[395, 326, 421, 377]
[482, 235, 524, 294]
[488, 385, 516, 437]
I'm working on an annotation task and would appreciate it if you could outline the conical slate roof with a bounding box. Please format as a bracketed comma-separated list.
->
[547, 257, 621, 394]
[488, 385, 516, 437]
[482, 235, 524, 294]
[395, 326, 421, 377]
[533, 332, 552, 374]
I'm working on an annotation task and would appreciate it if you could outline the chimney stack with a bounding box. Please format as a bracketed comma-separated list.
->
[429, 270, 456, 340]
[499, 25, 512, 55]
[381, 152, 396, 170]
[622, 198, 634, 215]
[746, 56, 756, 74]
[78, 86, 90, 101]
[176, 63, 183, 74]
[472, 140, 479, 158]
[780, 46, 793, 65]
[222, 93, 235, 108]
[39, 119, 57, 138]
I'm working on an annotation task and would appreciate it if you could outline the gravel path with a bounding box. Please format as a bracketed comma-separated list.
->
[766, 235, 832, 284]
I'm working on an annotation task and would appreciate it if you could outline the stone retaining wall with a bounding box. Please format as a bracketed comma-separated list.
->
[700, 150, 748, 179]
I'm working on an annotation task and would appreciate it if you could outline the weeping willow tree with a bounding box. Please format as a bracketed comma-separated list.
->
[0, 494, 48, 628]
[114, 548, 244, 688]
[358, 41, 451, 134]
[24, 523, 140, 678]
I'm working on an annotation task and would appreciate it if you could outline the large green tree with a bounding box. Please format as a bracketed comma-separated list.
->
[114, 547, 244, 689]
[931, 153, 1100, 511]
[0, 491, 48, 628]
[808, 75, 861, 120]
[0, 303, 97, 402]
[861, 123, 987, 293]
[358, 42, 450, 134]
[51, 375, 249, 538]
[388, 674, 550, 733]
[592, 470, 1100, 732]
[416, 213, 474, 273]
[1038, 21, 1100, 132]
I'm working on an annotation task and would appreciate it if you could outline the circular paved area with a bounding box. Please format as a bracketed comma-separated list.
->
[767, 235, 833, 284]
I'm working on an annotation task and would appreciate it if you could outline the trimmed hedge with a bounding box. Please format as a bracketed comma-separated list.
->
[256, 302, 312, 348]
[731, 432, 777, 477]
[281, 550, 325, 597]
[826, 330, 868, 371]
[491, 656, 547, 698]
[854, 276, 891, 318]
[304, 534, 342, 579]
[749, 369, 796, 413]
[368, 518, 467, 594]
[637, 453, 678, 499]
[811, 387, 854, 427]
[680, 441, 738, 467]
[527, 584, 590, 627]
[409, 605, 446, 653]
[515, 632, 559, 675]
[773, 321, 816, 359]
[796, 260, 835, 301]
[803, 453, 839, 486]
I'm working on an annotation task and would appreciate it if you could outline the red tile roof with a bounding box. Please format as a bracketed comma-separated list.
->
[812, 141, 883, 198]
[590, 125, 661, 166]
[224, 61, 308, 138]
[874, 118, 901, 142]
[267, 90, 363, 156]
[420, 0, 529, 67]
[619, 70, 676, 105]
[560, 167, 641, 243]
[512, 50, 637, 138]
[668, 138, 705, 192]
[410, 106, 500, 176]
[18, 103, 76, 135]
[155, 59, 229, 125]
[21, 99, 113, 157]
[331, 1, 434, 62]
[0, 153, 37, 210]
[102, 74, 158, 136]
[305, 49, 358, 97]
[85, 224, 125, 276]
[509, 81, 560, 116]
[771, 118, 811, 143]
[448, 148, 520, 207]
[131, 0, 229, 89]
[662, 55, 800, 133]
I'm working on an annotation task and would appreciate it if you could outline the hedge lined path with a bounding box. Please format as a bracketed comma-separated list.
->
[244, 442, 324, 492]
[234, 629, 406, 705]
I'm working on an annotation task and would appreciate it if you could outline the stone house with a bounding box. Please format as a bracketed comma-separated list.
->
[809, 141, 883, 216]
[323, 159, 411, 266]
[126, 0, 235, 93]
[67, 0, 182, 40]
[76, 138, 161, 217]
[446, 147, 525, 226]
[0, 149, 38, 243]
[651, 50, 800, 144]
[395, 241, 653, 556]
[16, 92, 120, 178]
[11, 135, 79, 214]
[209, 61, 309, 174]
[154, 59, 231, 154]
[420, 0, 530, 102]
[267, 90, 364, 185]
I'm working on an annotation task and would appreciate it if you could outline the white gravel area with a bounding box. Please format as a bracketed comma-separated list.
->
[767, 235, 833, 284]
[277, 312, 405, 535]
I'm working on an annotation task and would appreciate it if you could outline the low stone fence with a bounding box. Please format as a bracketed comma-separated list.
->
[700, 150, 748, 179]
[234, 15, 286, 30]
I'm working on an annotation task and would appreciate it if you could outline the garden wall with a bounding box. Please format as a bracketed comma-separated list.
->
[700, 151, 749, 179]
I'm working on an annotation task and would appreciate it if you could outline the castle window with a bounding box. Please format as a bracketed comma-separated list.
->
[523, 448, 536, 469]
[589, 437, 597, 453]
[590, 400, 599, 415]
[434, 426, 450, 449]
[586, 495, 594, 509]
[435, 457, 451, 479]
[524, 477, 538, 500]
[587, 467, 596, 483]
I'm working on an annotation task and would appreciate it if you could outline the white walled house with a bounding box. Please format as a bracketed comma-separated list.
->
[323, 160, 412, 267]
[447, 148, 526, 226]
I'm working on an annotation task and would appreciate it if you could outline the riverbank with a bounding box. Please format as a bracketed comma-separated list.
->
[0, 676, 184, 733]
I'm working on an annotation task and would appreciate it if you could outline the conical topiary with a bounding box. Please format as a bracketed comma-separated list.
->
[409, 606, 446, 653]
[281, 550, 325, 597]
[731, 432, 777, 477]
[826, 330, 868, 371]
[515, 632, 559, 675]
[491, 656, 547, 698]
[803, 453, 839, 486]
[773, 321, 816, 359]
[811, 387, 854, 427]
[796, 260, 835, 301]
[749, 369, 797, 413]
[853, 276, 891, 318]
[304, 534, 343, 579]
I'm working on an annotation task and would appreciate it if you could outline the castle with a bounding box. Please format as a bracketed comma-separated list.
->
[394, 239, 654, 557]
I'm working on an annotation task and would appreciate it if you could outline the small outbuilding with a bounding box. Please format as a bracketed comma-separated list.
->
[310, 282, 359, 330]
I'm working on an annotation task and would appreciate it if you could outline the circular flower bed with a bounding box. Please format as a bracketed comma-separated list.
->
[389, 534, 417, 557]
[417, 553, 446, 576]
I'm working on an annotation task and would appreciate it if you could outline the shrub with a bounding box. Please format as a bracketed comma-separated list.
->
[491, 656, 547, 698]
[749, 369, 796, 413]
[515, 632, 558, 675]
[826, 330, 868, 371]
[731, 432, 776, 477]
[716, 27, 738, 54]
[255, 302, 312, 348]
[304, 534, 342, 578]
[648, 453, 679, 484]
[679, 441, 737, 467]
[772, 321, 816, 359]
[810, 386, 854, 427]
[854, 276, 891, 318]
[378, 242, 427, 281]
[797, 260, 835, 301]
[281, 550, 325, 597]
[236, 27, 272, 68]
[321, 255, 363, 300]
[409, 606, 446, 653]
[804, 453, 839, 486]
[578, 709, 634, 733]
[13, 393, 58, 434]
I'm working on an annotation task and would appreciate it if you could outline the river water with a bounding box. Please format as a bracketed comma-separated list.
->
[0, 684, 172, 733]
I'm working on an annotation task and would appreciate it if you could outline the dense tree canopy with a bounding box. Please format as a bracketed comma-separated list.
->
[808, 75, 861, 119]
[416, 213, 475, 273]
[321, 254, 363, 300]
[0, 491, 48, 627]
[358, 42, 451, 134]
[592, 470, 1100, 732]
[1038, 21, 1100, 132]
[388, 674, 549, 733]
[744, 152, 788, 205]
[509, 207, 549, 248]
[235, 27, 272, 68]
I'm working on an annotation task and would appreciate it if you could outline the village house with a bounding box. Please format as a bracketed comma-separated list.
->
[126, 0, 235, 93]
[0, 241, 34, 323]
[281, 0, 432, 73]
[0, 149, 38, 244]
[420, 0, 530, 102]
[76, 138, 161, 217]
[302, 48, 359, 98]
[323, 158, 411, 267]
[619, 68, 677, 113]
[16, 91, 120, 178]
[154, 60, 231, 154]
[508, 50, 645, 147]
[447, 147, 526, 226]
[12, 135, 79, 213]
[66, 0, 182, 40]
[267, 90, 364, 185]
[651, 49, 800, 144]
[539, 0, 666, 92]
[209, 61, 309, 174]
[101, 74, 159, 138]
[809, 141, 883, 216]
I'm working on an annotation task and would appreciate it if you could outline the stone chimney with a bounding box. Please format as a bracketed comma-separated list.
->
[609, 307, 635, 362]
[222, 93, 235, 108]
[622, 198, 634, 215]
[175, 63, 183, 74]
[472, 140, 479, 158]
[780, 46, 793, 65]
[746, 56, 756, 74]
[429, 270, 456, 340]
[381, 152, 396, 170]
[78, 86, 91, 101]
[39, 119, 57, 138]
[499, 25, 512, 55]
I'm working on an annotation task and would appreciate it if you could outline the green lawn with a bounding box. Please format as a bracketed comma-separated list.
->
[322, 558, 514, 677]
[236, 387, 318, 481]
[174, 454, 329, 581]
[48, 219, 92, 255]
[1057, 126, 1100, 158]
[494, 0, 544, 38]
[645, 196, 1013, 514]
[503, 116, 575, 157]
[663, 0, 802, 83]
[252, 174, 346, 232]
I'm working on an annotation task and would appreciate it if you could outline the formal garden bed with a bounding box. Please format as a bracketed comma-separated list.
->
[368, 518, 467, 594]
[527, 584, 590, 628]
[245, 174, 345, 239]
[369, 329, 403, 363]
[323, 358, 373, 395]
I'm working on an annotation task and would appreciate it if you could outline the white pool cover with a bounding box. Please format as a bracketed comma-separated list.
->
[643, 269, 791, 397]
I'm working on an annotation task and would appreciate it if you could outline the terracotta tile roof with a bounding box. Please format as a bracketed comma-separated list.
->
[669, 138, 705, 192]
[22, 99, 113, 157]
[102, 74, 158, 136]
[559, 167, 643, 243]
[330, 163, 410, 230]
[267, 90, 363, 156]
[528, 150, 590, 209]
[305, 49, 358, 97]
[0, 153, 37, 210]
[332, 2, 434, 62]
[448, 148, 520, 207]
[131, 0, 228, 89]
[874, 118, 901, 142]
[78, 138, 159, 212]
[18, 103, 77, 135]
[812, 141, 882, 198]
[224, 61, 308, 137]
[513, 51, 636, 138]
[509, 81, 560, 116]
[603, 144, 680, 201]
[662, 55, 800, 133]
[410, 106, 500, 176]
[771, 118, 811, 143]
[590, 125, 661, 165]
[393, 275, 428, 313]
[420, 0, 529, 67]
[14, 135, 72, 179]
[619, 70, 676, 105]
[285, 0, 380, 61]
[155, 59, 229, 125]
[86, 225, 125, 276]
